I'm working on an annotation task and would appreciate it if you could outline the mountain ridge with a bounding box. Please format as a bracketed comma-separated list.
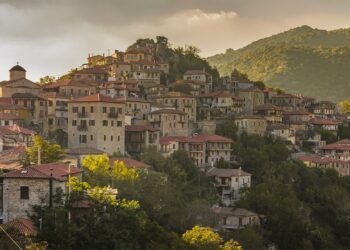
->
[207, 25, 350, 101]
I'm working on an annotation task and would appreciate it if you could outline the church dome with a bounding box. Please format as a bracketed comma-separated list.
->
[10, 64, 26, 72]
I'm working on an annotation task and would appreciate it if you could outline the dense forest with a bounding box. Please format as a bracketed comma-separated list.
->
[207, 25, 350, 101]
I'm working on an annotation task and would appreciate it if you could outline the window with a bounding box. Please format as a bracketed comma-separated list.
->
[102, 107, 107, 113]
[102, 120, 108, 126]
[20, 186, 29, 199]
[90, 135, 93, 141]
[40, 101, 44, 107]
[104, 135, 106, 141]
[72, 107, 78, 113]
[79, 135, 87, 144]
[111, 136, 114, 141]
[72, 120, 77, 126]
[90, 106, 94, 113]
[117, 121, 122, 127]
[89, 120, 95, 126]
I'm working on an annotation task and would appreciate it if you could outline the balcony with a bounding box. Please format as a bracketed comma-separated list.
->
[78, 112, 88, 118]
[77, 126, 88, 131]
[108, 112, 118, 118]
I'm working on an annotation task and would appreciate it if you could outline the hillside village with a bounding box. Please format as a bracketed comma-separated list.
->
[0, 37, 350, 249]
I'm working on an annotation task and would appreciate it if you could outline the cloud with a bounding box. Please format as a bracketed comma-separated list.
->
[0, 0, 350, 80]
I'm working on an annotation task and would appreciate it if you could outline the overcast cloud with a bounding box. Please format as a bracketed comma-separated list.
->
[1, 0, 350, 81]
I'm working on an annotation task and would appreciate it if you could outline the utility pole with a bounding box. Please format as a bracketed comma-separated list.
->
[37, 145, 41, 165]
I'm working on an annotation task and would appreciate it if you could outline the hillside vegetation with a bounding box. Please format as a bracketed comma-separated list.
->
[207, 26, 350, 101]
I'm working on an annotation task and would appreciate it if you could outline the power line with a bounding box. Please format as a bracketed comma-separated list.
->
[0, 224, 23, 250]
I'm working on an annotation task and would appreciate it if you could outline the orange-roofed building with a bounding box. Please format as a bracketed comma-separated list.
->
[0, 162, 83, 223]
[68, 94, 126, 155]
[159, 134, 232, 168]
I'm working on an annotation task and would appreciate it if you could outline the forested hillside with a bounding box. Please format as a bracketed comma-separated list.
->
[208, 26, 350, 101]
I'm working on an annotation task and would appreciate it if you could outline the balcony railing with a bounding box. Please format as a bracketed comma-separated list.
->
[108, 113, 118, 118]
[77, 126, 88, 131]
[78, 112, 88, 118]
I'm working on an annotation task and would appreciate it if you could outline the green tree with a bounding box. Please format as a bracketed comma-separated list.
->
[39, 75, 56, 85]
[216, 120, 238, 141]
[182, 226, 223, 250]
[26, 136, 64, 165]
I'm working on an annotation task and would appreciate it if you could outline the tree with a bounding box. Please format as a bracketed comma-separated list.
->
[26, 136, 64, 165]
[173, 83, 192, 94]
[39, 75, 56, 85]
[182, 226, 223, 250]
[338, 100, 350, 114]
[157, 36, 169, 47]
[216, 120, 238, 141]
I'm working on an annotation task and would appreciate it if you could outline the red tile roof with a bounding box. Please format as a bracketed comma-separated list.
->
[309, 118, 338, 126]
[1, 162, 82, 181]
[320, 139, 350, 150]
[75, 67, 108, 74]
[109, 157, 151, 169]
[0, 113, 22, 120]
[69, 93, 125, 103]
[207, 167, 251, 177]
[1, 125, 35, 135]
[4, 218, 37, 236]
[297, 155, 345, 164]
[159, 134, 232, 144]
[150, 109, 186, 115]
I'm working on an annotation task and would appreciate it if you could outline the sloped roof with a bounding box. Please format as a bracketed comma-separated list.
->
[0, 113, 22, 120]
[309, 118, 338, 126]
[207, 167, 250, 177]
[150, 109, 187, 115]
[320, 139, 350, 150]
[69, 93, 125, 103]
[199, 90, 233, 98]
[1, 125, 35, 135]
[1, 162, 82, 181]
[75, 67, 107, 74]
[254, 103, 282, 111]
[4, 218, 37, 236]
[212, 207, 258, 217]
[184, 69, 211, 76]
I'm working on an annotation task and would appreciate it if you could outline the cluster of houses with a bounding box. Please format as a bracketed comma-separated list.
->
[0, 42, 348, 233]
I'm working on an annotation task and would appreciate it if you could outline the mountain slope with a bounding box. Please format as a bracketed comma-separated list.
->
[207, 26, 350, 101]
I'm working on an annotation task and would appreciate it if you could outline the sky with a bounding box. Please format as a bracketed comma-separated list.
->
[1, 0, 350, 81]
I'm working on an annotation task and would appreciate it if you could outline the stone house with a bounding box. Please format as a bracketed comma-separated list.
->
[68, 94, 126, 155]
[129, 69, 161, 86]
[319, 139, 350, 161]
[238, 88, 265, 115]
[199, 90, 243, 116]
[109, 62, 132, 80]
[254, 103, 283, 124]
[267, 124, 296, 144]
[153, 92, 197, 122]
[159, 134, 232, 168]
[124, 47, 153, 63]
[0, 162, 83, 223]
[207, 167, 251, 206]
[12, 93, 48, 135]
[40, 92, 69, 133]
[143, 83, 169, 99]
[43, 80, 98, 98]
[0, 125, 35, 150]
[297, 155, 350, 176]
[125, 125, 160, 157]
[309, 118, 338, 134]
[0, 113, 23, 127]
[73, 67, 108, 83]
[99, 80, 139, 98]
[0, 65, 42, 98]
[212, 207, 260, 230]
[310, 101, 337, 118]
[183, 69, 213, 91]
[148, 109, 189, 136]
[235, 115, 267, 136]
[121, 97, 151, 121]
[271, 93, 302, 110]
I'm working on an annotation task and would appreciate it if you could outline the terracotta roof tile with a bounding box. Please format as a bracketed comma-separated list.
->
[69, 94, 125, 103]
